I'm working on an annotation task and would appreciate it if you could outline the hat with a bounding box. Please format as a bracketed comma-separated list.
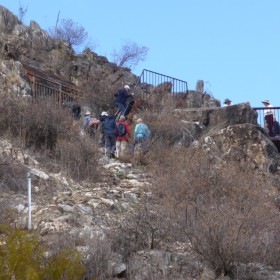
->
[224, 98, 232, 104]
[124, 85, 130, 90]
[120, 115, 126, 120]
[262, 99, 270, 104]
[101, 111, 108, 116]
[136, 118, 143, 124]
[85, 110, 91, 115]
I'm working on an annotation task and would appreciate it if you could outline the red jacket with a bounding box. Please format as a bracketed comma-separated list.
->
[116, 119, 130, 141]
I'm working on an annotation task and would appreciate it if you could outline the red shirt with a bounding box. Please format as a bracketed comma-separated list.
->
[116, 119, 130, 141]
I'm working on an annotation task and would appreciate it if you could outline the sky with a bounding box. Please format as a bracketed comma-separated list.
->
[1, 0, 280, 107]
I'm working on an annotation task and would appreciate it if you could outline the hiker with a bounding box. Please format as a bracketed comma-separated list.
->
[114, 85, 134, 115]
[262, 99, 274, 137]
[81, 110, 92, 135]
[101, 113, 117, 158]
[115, 115, 130, 158]
[123, 93, 135, 118]
[272, 118, 280, 137]
[81, 110, 99, 137]
[133, 118, 151, 154]
[223, 98, 232, 106]
[98, 111, 108, 147]
[72, 103, 81, 120]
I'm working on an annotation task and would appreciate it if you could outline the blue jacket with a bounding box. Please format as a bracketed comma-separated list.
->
[134, 123, 151, 139]
[82, 115, 91, 130]
[102, 114, 116, 136]
[114, 89, 131, 106]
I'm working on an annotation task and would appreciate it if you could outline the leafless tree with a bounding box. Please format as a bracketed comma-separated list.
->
[112, 41, 148, 70]
[49, 18, 88, 50]
[18, 2, 28, 23]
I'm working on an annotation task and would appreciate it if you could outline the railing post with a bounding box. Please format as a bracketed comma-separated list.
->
[27, 172, 32, 230]
[32, 76, 36, 100]
[59, 84, 62, 106]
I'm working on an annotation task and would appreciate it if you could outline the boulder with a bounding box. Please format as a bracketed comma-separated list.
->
[204, 123, 279, 172]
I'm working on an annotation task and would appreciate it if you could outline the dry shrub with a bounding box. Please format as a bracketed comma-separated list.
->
[55, 135, 99, 181]
[0, 92, 100, 182]
[0, 155, 28, 192]
[110, 202, 172, 261]
[0, 93, 71, 149]
[82, 234, 112, 280]
[0, 201, 18, 226]
[148, 147, 280, 278]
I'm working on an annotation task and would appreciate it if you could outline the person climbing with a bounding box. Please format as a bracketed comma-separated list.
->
[114, 85, 134, 116]
[101, 113, 117, 158]
[262, 99, 274, 137]
[82, 110, 100, 138]
[71, 103, 81, 120]
[133, 118, 151, 154]
[272, 118, 280, 137]
[98, 111, 108, 147]
[115, 115, 130, 158]
[81, 110, 92, 135]
[223, 98, 232, 106]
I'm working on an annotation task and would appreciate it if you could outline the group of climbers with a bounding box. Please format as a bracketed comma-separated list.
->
[80, 85, 151, 160]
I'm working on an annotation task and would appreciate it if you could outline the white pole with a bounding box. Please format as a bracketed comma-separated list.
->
[27, 172, 32, 230]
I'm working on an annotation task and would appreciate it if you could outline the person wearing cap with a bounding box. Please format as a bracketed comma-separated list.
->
[115, 115, 130, 158]
[81, 110, 92, 134]
[114, 85, 133, 115]
[223, 98, 232, 106]
[98, 111, 109, 147]
[262, 99, 274, 137]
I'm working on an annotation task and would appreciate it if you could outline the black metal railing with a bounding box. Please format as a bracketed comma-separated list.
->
[253, 107, 280, 128]
[31, 76, 79, 104]
[23, 64, 80, 105]
[134, 69, 188, 101]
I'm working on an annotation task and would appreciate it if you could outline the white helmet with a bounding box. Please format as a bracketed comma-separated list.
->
[124, 85, 130, 90]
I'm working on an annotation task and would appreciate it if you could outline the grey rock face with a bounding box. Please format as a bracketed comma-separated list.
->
[0, 5, 19, 32]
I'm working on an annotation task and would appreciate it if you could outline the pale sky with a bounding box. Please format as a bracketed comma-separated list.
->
[1, 0, 280, 107]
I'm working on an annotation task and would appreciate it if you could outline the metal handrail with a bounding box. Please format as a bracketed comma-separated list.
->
[134, 69, 188, 102]
[253, 107, 280, 128]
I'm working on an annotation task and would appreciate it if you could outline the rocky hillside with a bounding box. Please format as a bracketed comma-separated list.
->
[0, 5, 280, 280]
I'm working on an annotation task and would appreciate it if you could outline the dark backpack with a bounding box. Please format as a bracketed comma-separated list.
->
[116, 122, 126, 136]
[114, 90, 121, 97]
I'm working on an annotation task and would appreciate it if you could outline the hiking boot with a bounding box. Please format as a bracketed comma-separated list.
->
[110, 153, 115, 159]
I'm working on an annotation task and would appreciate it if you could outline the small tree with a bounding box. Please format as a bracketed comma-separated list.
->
[112, 41, 148, 70]
[50, 18, 88, 50]
[18, 2, 28, 23]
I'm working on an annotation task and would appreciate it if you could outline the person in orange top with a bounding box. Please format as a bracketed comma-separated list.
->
[115, 115, 130, 158]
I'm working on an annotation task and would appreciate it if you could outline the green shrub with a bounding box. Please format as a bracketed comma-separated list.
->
[0, 225, 84, 280]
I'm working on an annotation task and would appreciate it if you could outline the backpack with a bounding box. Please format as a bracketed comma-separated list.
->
[89, 117, 100, 127]
[116, 122, 126, 136]
[114, 90, 121, 97]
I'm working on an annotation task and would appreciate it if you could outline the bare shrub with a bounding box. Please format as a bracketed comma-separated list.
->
[49, 18, 88, 50]
[0, 92, 99, 182]
[82, 235, 112, 280]
[148, 147, 280, 278]
[0, 155, 28, 193]
[80, 79, 116, 114]
[55, 135, 99, 181]
[111, 202, 172, 261]
[0, 201, 18, 225]
[111, 41, 148, 70]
